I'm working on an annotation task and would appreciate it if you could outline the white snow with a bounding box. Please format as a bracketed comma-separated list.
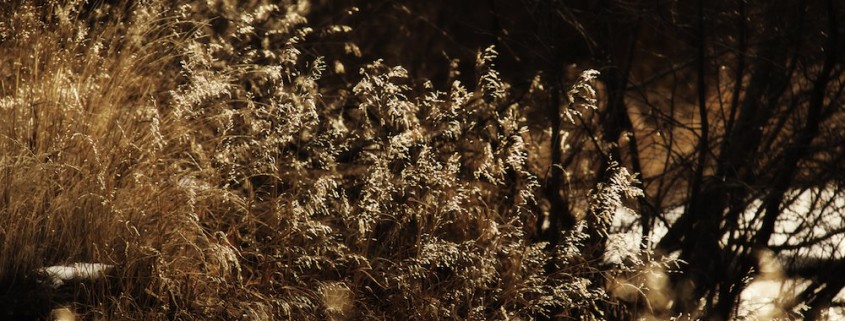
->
[37, 263, 114, 288]
[605, 186, 845, 318]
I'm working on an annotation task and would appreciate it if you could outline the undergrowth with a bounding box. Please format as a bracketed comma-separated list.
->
[0, 1, 662, 320]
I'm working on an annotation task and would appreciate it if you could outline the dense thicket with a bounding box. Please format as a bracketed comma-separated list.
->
[1, 0, 843, 320]
[307, 1, 845, 320]
[0, 1, 655, 320]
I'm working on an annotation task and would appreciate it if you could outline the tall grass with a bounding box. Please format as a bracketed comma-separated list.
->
[1, 0, 205, 318]
[0, 1, 654, 320]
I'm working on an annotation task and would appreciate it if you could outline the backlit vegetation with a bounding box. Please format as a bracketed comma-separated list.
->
[0, 1, 658, 320]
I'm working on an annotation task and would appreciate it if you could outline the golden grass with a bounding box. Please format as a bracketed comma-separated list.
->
[0, 1, 651, 320]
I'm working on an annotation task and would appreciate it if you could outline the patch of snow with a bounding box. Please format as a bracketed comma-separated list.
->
[607, 186, 845, 317]
[37, 263, 114, 288]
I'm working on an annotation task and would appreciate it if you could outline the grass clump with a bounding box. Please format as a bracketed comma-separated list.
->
[0, 1, 653, 320]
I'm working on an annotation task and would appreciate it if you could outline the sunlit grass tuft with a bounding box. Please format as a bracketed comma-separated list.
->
[0, 1, 660, 319]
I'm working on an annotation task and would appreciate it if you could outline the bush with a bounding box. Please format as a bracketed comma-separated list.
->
[0, 1, 653, 320]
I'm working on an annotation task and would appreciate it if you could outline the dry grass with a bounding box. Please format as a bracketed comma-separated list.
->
[0, 1, 654, 320]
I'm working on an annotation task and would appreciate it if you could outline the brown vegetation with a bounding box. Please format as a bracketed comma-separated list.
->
[1, 0, 843, 320]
